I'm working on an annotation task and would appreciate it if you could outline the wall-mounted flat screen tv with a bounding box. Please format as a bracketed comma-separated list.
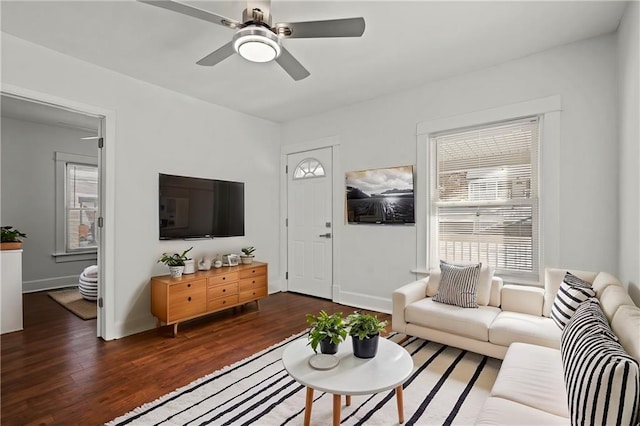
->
[159, 173, 244, 239]
[346, 165, 415, 225]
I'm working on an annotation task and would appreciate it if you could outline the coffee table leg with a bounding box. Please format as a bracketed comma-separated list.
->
[396, 385, 405, 424]
[346, 395, 351, 406]
[333, 394, 341, 426]
[304, 387, 313, 426]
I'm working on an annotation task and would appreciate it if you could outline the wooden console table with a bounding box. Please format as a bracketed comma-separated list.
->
[151, 262, 268, 336]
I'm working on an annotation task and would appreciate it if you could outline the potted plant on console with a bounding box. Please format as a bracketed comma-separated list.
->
[1, 226, 27, 250]
[158, 247, 193, 278]
[240, 246, 256, 265]
[347, 312, 388, 359]
[306, 310, 348, 354]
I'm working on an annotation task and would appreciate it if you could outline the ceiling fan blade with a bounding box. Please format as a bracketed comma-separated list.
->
[138, 0, 241, 29]
[275, 47, 310, 81]
[196, 41, 236, 66]
[275, 17, 365, 39]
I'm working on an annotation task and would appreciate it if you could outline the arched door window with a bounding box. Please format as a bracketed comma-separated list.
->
[293, 158, 326, 179]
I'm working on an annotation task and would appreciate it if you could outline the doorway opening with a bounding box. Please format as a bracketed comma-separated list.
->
[1, 92, 106, 338]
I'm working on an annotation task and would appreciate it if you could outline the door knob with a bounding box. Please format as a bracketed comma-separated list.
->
[318, 233, 332, 238]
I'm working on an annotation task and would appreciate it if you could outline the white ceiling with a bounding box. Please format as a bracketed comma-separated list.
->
[0, 1, 627, 123]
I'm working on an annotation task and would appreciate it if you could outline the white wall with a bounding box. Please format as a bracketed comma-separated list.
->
[1, 34, 281, 338]
[1, 117, 98, 291]
[282, 34, 620, 311]
[617, 1, 640, 305]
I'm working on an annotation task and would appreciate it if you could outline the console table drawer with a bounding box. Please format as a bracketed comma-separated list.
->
[207, 282, 238, 299]
[207, 295, 239, 311]
[239, 275, 267, 291]
[238, 265, 267, 279]
[169, 279, 206, 294]
[168, 287, 206, 321]
[239, 287, 268, 302]
[208, 272, 239, 286]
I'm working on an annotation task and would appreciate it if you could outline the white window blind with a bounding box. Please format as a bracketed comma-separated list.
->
[431, 117, 539, 279]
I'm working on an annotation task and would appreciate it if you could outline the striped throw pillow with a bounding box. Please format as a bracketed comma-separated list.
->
[561, 298, 640, 426]
[551, 272, 596, 329]
[432, 261, 480, 308]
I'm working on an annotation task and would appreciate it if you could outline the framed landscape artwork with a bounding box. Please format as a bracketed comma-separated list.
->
[346, 165, 415, 225]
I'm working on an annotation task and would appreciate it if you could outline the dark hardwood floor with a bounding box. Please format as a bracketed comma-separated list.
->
[1, 291, 390, 425]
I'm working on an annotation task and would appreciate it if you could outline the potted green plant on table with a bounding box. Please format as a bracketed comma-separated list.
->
[240, 246, 256, 265]
[1, 226, 27, 250]
[158, 247, 193, 278]
[347, 312, 388, 359]
[306, 310, 348, 354]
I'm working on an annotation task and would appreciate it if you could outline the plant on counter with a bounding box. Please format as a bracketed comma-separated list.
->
[1, 226, 27, 243]
[1, 226, 27, 250]
[306, 310, 348, 354]
[158, 247, 193, 278]
[240, 246, 256, 264]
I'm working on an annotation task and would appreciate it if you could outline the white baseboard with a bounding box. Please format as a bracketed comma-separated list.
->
[23, 275, 79, 293]
[335, 290, 392, 314]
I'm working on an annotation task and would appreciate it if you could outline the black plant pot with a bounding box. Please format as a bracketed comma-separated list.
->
[320, 338, 339, 355]
[352, 333, 379, 359]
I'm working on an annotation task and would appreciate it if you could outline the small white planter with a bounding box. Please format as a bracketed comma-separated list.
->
[183, 259, 196, 274]
[169, 265, 185, 278]
[240, 255, 254, 265]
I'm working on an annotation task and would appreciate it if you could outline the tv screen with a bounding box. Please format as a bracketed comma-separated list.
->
[159, 173, 244, 239]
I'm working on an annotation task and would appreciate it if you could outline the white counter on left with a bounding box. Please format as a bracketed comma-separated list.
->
[1, 249, 23, 334]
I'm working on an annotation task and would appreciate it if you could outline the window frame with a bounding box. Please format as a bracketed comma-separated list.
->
[415, 96, 562, 285]
[54, 152, 98, 263]
[430, 117, 540, 281]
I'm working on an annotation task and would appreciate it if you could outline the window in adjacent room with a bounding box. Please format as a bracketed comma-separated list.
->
[430, 116, 540, 280]
[54, 152, 98, 262]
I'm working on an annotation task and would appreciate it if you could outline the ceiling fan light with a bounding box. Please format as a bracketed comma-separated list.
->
[233, 26, 281, 63]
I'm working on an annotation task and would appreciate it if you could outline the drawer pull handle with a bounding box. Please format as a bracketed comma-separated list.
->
[188, 297, 192, 302]
[252, 270, 255, 273]
[188, 283, 191, 288]
[252, 280, 256, 284]
[252, 292, 256, 295]
[223, 289, 226, 292]
[222, 300, 226, 304]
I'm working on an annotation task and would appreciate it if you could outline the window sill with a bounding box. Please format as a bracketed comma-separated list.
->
[52, 251, 97, 263]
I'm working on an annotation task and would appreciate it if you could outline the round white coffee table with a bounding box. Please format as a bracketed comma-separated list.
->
[282, 337, 413, 426]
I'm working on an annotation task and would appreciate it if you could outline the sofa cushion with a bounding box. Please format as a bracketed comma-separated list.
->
[591, 271, 624, 298]
[543, 268, 598, 317]
[551, 272, 596, 329]
[489, 312, 561, 349]
[426, 263, 494, 306]
[561, 299, 640, 426]
[475, 397, 569, 425]
[490, 342, 569, 418]
[405, 298, 500, 341]
[500, 284, 543, 316]
[599, 284, 635, 322]
[433, 261, 481, 308]
[612, 305, 640, 362]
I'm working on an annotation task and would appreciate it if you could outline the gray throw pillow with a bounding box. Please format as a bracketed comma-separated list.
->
[432, 261, 481, 308]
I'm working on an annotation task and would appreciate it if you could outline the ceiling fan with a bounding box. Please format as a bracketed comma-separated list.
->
[139, 0, 365, 81]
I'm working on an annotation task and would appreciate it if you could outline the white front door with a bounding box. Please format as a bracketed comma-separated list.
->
[287, 148, 333, 299]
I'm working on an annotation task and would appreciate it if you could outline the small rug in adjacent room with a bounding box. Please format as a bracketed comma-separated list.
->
[107, 332, 501, 426]
[48, 289, 97, 320]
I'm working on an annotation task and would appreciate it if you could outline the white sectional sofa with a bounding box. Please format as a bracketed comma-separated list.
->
[392, 268, 640, 424]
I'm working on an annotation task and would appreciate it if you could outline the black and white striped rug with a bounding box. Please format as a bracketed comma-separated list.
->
[107, 333, 501, 426]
